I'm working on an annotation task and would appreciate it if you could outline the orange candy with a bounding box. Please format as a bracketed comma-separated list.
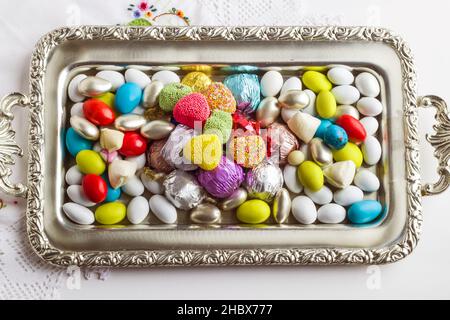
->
[229, 135, 266, 168]
[202, 82, 236, 113]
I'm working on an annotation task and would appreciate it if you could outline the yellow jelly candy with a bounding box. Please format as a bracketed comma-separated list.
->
[183, 134, 222, 171]
[95, 202, 126, 225]
[96, 92, 115, 109]
[297, 160, 324, 192]
[75, 150, 106, 175]
[316, 90, 337, 119]
[302, 71, 332, 93]
[332, 142, 363, 168]
[236, 199, 271, 224]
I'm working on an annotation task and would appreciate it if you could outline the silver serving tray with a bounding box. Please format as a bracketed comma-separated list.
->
[1, 26, 449, 267]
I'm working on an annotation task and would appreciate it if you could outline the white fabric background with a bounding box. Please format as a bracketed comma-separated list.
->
[0, 0, 449, 299]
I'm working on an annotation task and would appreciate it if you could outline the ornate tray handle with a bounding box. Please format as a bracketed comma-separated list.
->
[418, 95, 450, 196]
[0, 92, 29, 197]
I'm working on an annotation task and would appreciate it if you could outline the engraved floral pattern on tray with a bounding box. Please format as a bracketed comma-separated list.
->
[26, 26, 421, 266]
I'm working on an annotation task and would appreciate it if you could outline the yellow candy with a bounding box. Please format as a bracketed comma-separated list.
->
[181, 71, 212, 92]
[297, 160, 324, 192]
[316, 90, 336, 119]
[183, 134, 222, 171]
[75, 150, 106, 175]
[236, 199, 271, 224]
[96, 92, 115, 109]
[332, 142, 363, 168]
[95, 202, 126, 225]
[302, 71, 332, 93]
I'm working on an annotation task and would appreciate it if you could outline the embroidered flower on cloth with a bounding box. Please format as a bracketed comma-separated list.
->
[169, 7, 190, 23]
[128, 2, 157, 24]
[132, 9, 141, 18]
[138, 1, 149, 11]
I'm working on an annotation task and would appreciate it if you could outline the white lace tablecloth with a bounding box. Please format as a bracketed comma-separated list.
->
[1, 0, 450, 300]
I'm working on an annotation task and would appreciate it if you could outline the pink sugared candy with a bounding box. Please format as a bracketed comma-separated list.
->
[172, 93, 210, 128]
[100, 149, 119, 164]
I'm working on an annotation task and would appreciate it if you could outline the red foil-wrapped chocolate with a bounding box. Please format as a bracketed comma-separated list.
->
[260, 122, 299, 165]
[147, 138, 174, 173]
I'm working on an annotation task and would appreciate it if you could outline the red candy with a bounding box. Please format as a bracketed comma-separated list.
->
[335, 115, 367, 142]
[119, 132, 147, 156]
[82, 174, 107, 203]
[83, 99, 115, 126]
[173, 93, 210, 128]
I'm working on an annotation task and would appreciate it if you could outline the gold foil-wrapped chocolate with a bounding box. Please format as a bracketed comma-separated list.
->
[181, 71, 212, 92]
[180, 65, 213, 74]
[144, 105, 171, 122]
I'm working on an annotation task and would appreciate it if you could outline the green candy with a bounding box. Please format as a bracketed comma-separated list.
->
[158, 83, 192, 112]
[204, 110, 232, 144]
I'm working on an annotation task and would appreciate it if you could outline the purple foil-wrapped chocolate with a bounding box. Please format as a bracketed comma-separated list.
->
[147, 138, 174, 173]
[197, 156, 245, 199]
[244, 160, 284, 203]
[261, 122, 300, 165]
[161, 124, 198, 171]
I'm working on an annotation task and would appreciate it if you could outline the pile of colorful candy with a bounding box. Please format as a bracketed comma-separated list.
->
[63, 65, 383, 226]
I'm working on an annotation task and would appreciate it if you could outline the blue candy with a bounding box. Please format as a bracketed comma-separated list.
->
[323, 124, 348, 150]
[315, 119, 333, 139]
[102, 173, 121, 202]
[115, 82, 142, 114]
[65, 127, 93, 157]
[348, 200, 382, 224]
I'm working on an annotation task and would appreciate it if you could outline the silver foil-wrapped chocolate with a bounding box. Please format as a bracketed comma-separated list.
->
[161, 124, 198, 171]
[244, 160, 284, 203]
[260, 122, 300, 165]
[163, 170, 206, 210]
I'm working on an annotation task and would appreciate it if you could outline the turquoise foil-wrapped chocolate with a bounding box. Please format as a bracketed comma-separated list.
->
[223, 74, 260, 114]
[221, 65, 259, 73]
